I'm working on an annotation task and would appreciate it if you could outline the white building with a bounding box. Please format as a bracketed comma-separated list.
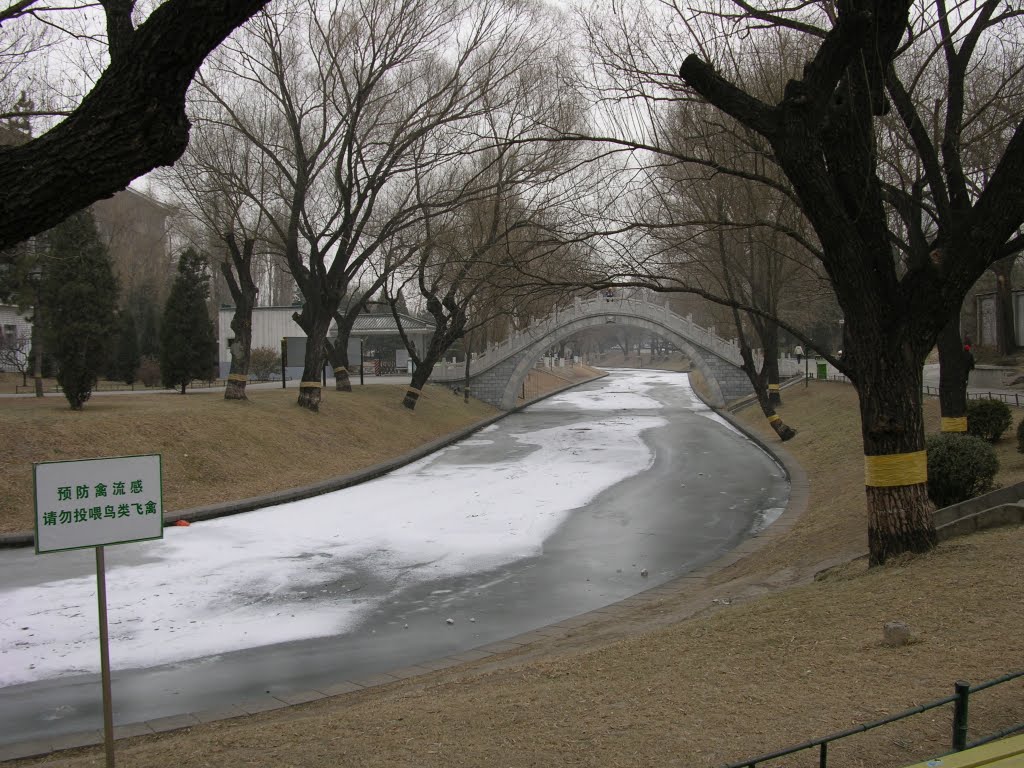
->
[217, 305, 435, 379]
[0, 304, 32, 373]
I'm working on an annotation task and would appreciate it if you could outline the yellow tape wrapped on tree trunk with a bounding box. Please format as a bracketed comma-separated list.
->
[768, 414, 781, 423]
[768, 384, 780, 391]
[863, 451, 927, 487]
[299, 381, 322, 388]
[940, 416, 968, 432]
[227, 374, 247, 383]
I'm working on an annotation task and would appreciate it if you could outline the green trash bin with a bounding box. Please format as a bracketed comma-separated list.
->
[816, 359, 827, 380]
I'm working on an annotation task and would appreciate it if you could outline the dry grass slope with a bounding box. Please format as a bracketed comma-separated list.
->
[0, 385, 498, 534]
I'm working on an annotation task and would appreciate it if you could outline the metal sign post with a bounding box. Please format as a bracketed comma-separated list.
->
[96, 545, 115, 768]
[34, 454, 163, 768]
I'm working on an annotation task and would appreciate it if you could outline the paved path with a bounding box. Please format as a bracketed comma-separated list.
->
[808, 363, 1024, 404]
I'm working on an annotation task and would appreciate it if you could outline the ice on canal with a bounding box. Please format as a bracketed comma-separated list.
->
[0, 370, 736, 687]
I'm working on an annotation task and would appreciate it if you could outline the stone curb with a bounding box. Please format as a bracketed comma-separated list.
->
[0, 370, 807, 764]
[0, 374, 608, 549]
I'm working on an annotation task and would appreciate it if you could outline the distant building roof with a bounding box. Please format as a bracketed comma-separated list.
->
[351, 312, 434, 333]
[221, 305, 434, 335]
[102, 185, 177, 215]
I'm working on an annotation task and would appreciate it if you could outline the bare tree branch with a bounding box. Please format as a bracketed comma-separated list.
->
[100, 0, 135, 62]
[0, 0, 271, 255]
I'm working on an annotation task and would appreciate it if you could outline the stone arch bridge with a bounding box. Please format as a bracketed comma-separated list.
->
[429, 296, 800, 409]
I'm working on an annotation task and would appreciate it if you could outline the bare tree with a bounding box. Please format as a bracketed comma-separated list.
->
[695, 187, 803, 439]
[386, 189, 515, 410]
[511, 0, 1024, 563]
[646, 70, 832, 432]
[386, 61, 589, 410]
[162, 113, 277, 399]
[868, 11, 1024, 429]
[195, 0, 570, 411]
[0, 328, 31, 384]
[504, 19, 836, 366]
[671, 1, 1024, 564]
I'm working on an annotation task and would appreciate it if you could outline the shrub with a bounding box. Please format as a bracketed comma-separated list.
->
[248, 346, 282, 380]
[966, 398, 1012, 442]
[1017, 418, 1024, 453]
[136, 356, 161, 387]
[926, 433, 998, 509]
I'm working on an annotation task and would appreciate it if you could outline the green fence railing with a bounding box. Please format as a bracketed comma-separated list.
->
[723, 670, 1023, 768]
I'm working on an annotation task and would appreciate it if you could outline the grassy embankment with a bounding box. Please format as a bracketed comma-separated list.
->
[0, 366, 601, 535]
[6, 375, 1024, 768]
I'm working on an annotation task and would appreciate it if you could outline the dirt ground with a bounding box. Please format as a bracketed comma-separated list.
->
[7, 377, 1024, 768]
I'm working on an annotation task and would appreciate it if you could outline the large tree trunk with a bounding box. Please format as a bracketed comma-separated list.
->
[756, 383, 795, 440]
[463, 333, 473, 404]
[403, 364, 433, 410]
[296, 314, 331, 412]
[757, 382, 795, 440]
[224, 326, 251, 400]
[224, 307, 253, 401]
[991, 256, 1016, 356]
[224, 378, 248, 399]
[764, 320, 782, 406]
[402, 325, 456, 410]
[738, 330, 795, 441]
[325, 338, 352, 392]
[222, 235, 258, 401]
[936, 315, 969, 432]
[767, 367, 781, 404]
[727, 294, 795, 439]
[31, 314, 43, 398]
[865, 482, 935, 564]
[677, 2, 1020, 567]
[854, 344, 936, 566]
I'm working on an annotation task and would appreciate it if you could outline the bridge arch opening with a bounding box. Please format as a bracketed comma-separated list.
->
[499, 316, 730, 409]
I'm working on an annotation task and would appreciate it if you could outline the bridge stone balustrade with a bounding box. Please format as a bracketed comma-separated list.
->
[428, 297, 801, 409]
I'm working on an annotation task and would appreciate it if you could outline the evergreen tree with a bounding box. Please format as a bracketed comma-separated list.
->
[41, 211, 119, 409]
[111, 309, 140, 385]
[137, 298, 160, 380]
[160, 249, 217, 393]
[135, 288, 161, 358]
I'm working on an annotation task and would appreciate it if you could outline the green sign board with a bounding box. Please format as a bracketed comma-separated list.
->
[34, 455, 163, 554]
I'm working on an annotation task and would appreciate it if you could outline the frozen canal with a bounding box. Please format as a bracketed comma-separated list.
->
[0, 369, 788, 744]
